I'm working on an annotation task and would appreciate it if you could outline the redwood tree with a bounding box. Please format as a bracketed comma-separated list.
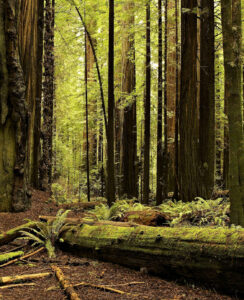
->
[179, 0, 199, 202]
[0, 0, 43, 211]
[120, 1, 138, 199]
[199, 0, 215, 198]
[142, 0, 151, 204]
[107, 0, 116, 206]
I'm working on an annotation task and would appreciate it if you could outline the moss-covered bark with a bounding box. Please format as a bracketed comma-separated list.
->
[61, 223, 244, 295]
[0, 251, 24, 265]
[0, 222, 35, 246]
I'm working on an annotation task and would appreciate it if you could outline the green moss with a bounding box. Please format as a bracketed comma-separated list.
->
[0, 251, 24, 264]
[0, 222, 35, 246]
[63, 224, 244, 259]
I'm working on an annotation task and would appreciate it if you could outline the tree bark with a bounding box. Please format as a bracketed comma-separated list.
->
[199, 0, 215, 198]
[40, 0, 55, 191]
[156, 0, 163, 205]
[179, 0, 199, 202]
[221, 0, 244, 226]
[107, 0, 115, 206]
[0, 0, 42, 212]
[142, 0, 151, 204]
[120, 1, 138, 199]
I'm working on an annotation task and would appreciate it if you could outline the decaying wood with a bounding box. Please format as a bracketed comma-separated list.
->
[0, 272, 51, 285]
[0, 283, 36, 290]
[120, 210, 170, 226]
[0, 251, 24, 265]
[0, 222, 35, 246]
[0, 247, 45, 268]
[73, 281, 137, 296]
[60, 222, 244, 295]
[51, 265, 80, 300]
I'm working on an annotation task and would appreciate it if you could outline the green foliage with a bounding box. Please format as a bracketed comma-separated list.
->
[19, 209, 70, 258]
[51, 182, 67, 203]
[90, 198, 230, 227]
[159, 197, 230, 227]
[90, 199, 154, 221]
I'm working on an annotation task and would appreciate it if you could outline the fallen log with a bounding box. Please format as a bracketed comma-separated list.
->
[0, 272, 51, 285]
[60, 223, 244, 296]
[51, 265, 80, 300]
[0, 222, 35, 246]
[0, 251, 24, 265]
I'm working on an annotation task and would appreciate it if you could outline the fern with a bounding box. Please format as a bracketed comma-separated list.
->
[19, 209, 70, 258]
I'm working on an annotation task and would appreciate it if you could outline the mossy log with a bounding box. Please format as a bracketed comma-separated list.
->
[0, 222, 35, 246]
[60, 223, 244, 295]
[0, 251, 24, 265]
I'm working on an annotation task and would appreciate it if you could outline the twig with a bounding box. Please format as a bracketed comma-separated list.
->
[73, 281, 137, 296]
[0, 283, 36, 290]
[51, 265, 80, 300]
[0, 247, 45, 268]
[103, 281, 144, 287]
[0, 272, 51, 285]
[1, 245, 25, 254]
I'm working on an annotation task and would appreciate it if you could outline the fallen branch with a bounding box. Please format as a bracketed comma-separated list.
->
[73, 281, 137, 296]
[0, 283, 36, 290]
[0, 222, 35, 246]
[0, 247, 45, 268]
[51, 265, 80, 300]
[1, 245, 25, 254]
[104, 281, 144, 287]
[0, 272, 51, 285]
[0, 251, 24, 265]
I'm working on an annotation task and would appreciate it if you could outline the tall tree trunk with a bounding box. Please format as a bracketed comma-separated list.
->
[221, 0, 231, 190]
[221, 0, 244, 225]
[162, 0, 169, 200]
[33, 1, 44, 188]
[179, 0, 199, 202]
[41, 0, 55, 191]
[156, 0, 163, 205]
[174, 0, 179, 200]
[82, 7, 97, 169]
[166, 0, 177, 193]
[120, 1, 138, 199]
[0, 0, 43, 211]
[199, 0, 215, 198]
[85, 32, 90, 202]
[107, 0, 115, 206]
[142, 0, 151, 204]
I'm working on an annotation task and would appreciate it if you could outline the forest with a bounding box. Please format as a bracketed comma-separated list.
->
[0, 0, 244, 299]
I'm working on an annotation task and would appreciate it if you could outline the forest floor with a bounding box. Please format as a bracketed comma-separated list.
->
[0, 190, 240, 300]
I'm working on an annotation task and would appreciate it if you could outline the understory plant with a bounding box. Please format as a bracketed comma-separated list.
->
[19, 209, 70, 258]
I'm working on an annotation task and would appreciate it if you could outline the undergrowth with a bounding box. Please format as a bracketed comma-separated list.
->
[19, 209, 70, 258]
[89, 197, 230, 227]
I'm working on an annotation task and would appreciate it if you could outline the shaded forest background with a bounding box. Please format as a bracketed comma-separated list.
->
[0, 0, 244, 225]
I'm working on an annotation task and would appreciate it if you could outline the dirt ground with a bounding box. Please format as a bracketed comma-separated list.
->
[0, 190, 241, 300]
